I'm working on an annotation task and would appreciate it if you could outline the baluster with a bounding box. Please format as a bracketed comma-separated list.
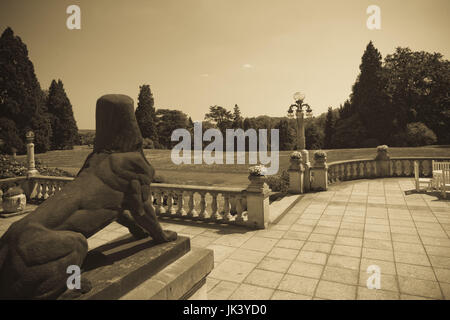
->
[176, 190, 186, 216]
[372, 161, 377, 177]
[230, 196, 237, 214]
[36, 182, 43, 199]
[234, 195, 245, 223]
[395, 160, 402, 176]
[210, 192, 220, 220]
[42, 181, 49, 199]
[222, 193, 232, 221]
[187, 191, 197, 217]
[403, 160, 411, 176]
[389, 160, 394, 177]
[339, 164, 345, 181]
[198, 191, 208, 219]
[167, 191, 176, 215]
[155, 190, 166, 215]
[365, 162, 371, 177]
[358, 162, 364, 178]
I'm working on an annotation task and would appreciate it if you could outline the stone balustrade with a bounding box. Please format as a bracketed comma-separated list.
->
[0, 173, 271, 229]
[149, 184, 254, 227]
[328, 157, 449, 184]
[328, 159, 377, 183]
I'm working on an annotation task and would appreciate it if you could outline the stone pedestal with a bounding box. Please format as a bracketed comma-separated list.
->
[288, 157, 305, 194]
[246, 175, 271, 229]
[26, 139, 38, 177]
[311, 151, 328, 191]
[58, 235, 214, 300]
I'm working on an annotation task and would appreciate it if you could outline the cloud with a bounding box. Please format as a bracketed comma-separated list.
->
[242, 63, 254, 69]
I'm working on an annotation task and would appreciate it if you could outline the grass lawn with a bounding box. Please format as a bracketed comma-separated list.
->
[17, 145, 450, 188]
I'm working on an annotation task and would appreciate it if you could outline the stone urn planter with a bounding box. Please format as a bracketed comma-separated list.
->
[289, 151, 303, 170]
[2, 186, 26, 213]
[247, 165, 270, 193]
[313, 150, 327, 166]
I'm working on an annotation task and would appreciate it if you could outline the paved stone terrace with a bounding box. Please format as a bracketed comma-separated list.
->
[0, 178, 449, 300]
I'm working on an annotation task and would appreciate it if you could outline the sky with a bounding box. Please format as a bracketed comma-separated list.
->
[0, 0, 449, 129]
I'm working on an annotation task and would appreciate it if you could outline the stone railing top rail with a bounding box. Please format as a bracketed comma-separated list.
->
[0, 176, 27, 184]
[151, 183, 246, 193]
[31, 175, 76, 181]
[327, 156, 450, 166]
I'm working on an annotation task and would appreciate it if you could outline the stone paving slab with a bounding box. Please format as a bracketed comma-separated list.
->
[0, 178, 449, 300]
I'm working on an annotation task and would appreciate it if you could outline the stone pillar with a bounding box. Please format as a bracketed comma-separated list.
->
[310, 151, 328, 191]
[26, 131, 38, 177]
[301, 149, 311, 192]
[296, 110, 306, 150]
[375, 145, 390, 177]
[246, 174, 271, 229]
[288, 152, 305, 194]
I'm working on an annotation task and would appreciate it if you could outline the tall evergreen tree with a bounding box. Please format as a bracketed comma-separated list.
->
[232, 104, 243, 129]
[350, 41, 391, 144]
[324, 107, 335, 149]
[276, 119, 295, 151]
[0, 27, 52, 153]
[135, 84, 158, 142]
[46, 79, 79, 149]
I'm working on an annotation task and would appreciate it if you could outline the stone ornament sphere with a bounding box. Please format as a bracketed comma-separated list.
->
[2, 193, 26, 213]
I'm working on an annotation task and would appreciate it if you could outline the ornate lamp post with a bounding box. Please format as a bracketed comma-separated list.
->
[26, 130, 38, 177]
[287, 92, 312, 150]
[287, 92, 313, 192]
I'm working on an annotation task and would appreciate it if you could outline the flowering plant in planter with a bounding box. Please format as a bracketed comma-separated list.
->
[249, 165, 267, 177]
[290, 151, 302, 160]
[377, 145, 389, 152]
[313, 150, 327, 162]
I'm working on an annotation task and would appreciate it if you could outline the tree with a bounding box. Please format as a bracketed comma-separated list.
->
[305, 121, 324, 150]
[405, 122, 437, 146]
[0, 117, 23, 153]
[135, 84, 158, 142]
[324, 107, 336, 149]
[350, 41, 391, 144]
[384, 48, 450, 144]
[276, 119, 295, 151]
[156, 109, 190, 149]
[204, 105, 233, 133]
[0, 27, 52, 153]
[232, 104, 243, 129]
[46, 79, 79, 149]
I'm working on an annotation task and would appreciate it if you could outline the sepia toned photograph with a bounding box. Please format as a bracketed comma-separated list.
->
[0, 0, 449, 306]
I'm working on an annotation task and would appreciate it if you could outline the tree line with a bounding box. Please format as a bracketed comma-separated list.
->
[0, 27, 79, 154]
[134, 42, 449, 151]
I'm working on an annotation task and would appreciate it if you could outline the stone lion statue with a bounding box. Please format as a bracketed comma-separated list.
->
[0, 94, 177, 299]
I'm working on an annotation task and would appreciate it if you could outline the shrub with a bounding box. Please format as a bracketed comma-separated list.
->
[265, 170, 289, 193]
[142, 138, 155, 149]
[405, 122, 437, 146]
[0, 155, 73, 179]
